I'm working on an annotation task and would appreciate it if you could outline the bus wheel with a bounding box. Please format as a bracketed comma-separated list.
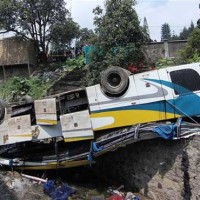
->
[21, 95, 33, 104]
[101, 66, 130, 97]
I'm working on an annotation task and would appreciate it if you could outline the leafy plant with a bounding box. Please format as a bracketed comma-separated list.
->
[188, 53, 200, 63]
[62, 55, 86, 72]
[0, 77, 50, 103]
[180, 28, 200, 63]
[155, 57, 185, 68]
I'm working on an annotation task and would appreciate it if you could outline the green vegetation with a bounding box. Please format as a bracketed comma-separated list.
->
[76, 28, 96, 47]
[181, 28, 200, 63]
[0, 0, 198, 99]
[86, 0, 146, 85]
[161, 21, 195, 41]
[161, 23, 171, 41]
[62, 55, 86, 72]
[155, 57, 184, 68]
[179, 22, 195, 40]
[0, 77, 50, 103]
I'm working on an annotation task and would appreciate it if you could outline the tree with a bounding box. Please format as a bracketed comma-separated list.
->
[161, 23, 171, 41]
[197, 19, 200, 28]
[171, 31, 180, 40]
[93, 0, 144, 50]
[51, 19, 80, 51]
[87, 0, 145, 84]
[188, 21, 195, 33]
[179, 27, 188, 40]
[143, 17, 151, 42]
[179, 21, 195, 40]
[76, 28, 96, 47]
[0, 0, 77, 61]
[181, 27, 200, 63]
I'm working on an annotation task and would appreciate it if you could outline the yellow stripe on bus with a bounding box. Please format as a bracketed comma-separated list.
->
[91, 110, 181, 131]
[17, 160, 89, 170]
[36, 119, 57, 125]
[9, 134, 32, 137]
[64, 136, 94, 142]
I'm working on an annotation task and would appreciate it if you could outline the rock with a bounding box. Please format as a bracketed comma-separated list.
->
[0, 171, 51, 200]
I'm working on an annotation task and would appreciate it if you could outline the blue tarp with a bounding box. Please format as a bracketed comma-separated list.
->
[43, 180, 76, 200]
[153, 124, 177, 140]
[83, 45, 95, 64]
[88, 142, 104, 164]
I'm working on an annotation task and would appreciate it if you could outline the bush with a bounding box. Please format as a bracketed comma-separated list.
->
[155, 57, 184, 68]
[62, 55, 85, 72]
[0, 77, 50, 103]
[181, 28, 200, 63]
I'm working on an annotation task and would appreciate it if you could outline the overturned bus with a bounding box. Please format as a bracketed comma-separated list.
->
[0, 62, 200, 170]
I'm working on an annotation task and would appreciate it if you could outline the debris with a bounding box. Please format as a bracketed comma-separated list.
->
[0, 170, 49, 199]
[107, 185, 125, 197]
[108, 194, 125, 200]
[116, 185, 124, 191]
[21, 173, 48, 183]
[125, 192, 140, 200]
[107, 186, 140, 200]
[43, 180, 76, 200]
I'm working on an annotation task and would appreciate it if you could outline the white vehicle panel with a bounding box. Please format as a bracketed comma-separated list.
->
[91, 117, 115, 130]
[94, 77, 139, 111]
[8, 115, 32, 144]
[31, 122, 63, 140]
[34, 98, 57, 125]
[60, 110, 94, 142]
[0, 109, 10, 145]
[134, 70, 165, 104]
[86, 85, 99, 112]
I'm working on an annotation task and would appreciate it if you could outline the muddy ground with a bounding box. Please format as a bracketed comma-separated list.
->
[0, 167, 149, 200]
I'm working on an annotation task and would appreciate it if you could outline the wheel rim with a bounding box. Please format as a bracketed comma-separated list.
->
[107, 72, 122, 88]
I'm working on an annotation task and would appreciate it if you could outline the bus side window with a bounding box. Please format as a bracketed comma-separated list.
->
[170, 69, 200, 95]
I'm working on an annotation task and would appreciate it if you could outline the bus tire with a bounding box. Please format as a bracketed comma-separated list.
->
[101, 66, 129, 96]
[21, 95, 33, 104]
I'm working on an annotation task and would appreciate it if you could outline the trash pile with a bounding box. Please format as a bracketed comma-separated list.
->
[42, 181, 141, 200]
[107, 186, 140, 200]
[43, 180, 76, 200]
[0, 170, 143, 200]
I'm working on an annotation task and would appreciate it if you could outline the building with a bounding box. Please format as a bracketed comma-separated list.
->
[0, 37, 37, 81]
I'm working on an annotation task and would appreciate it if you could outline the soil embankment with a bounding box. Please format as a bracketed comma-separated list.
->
[95, 136, 200, 200]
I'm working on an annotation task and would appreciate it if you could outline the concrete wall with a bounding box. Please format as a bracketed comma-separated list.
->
[0, 37, 37, 80]
[144, 40, 187, 64]
[168, 41, 187, 58]
[95, 136, 200, 200]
